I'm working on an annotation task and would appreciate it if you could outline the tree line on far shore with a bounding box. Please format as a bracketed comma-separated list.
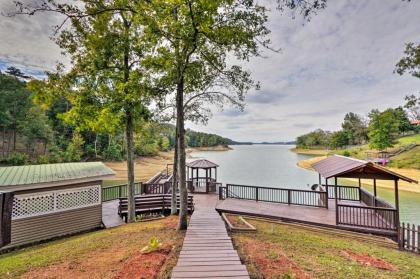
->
[296, 95, 419, 150]
[0, 69, 234, 166]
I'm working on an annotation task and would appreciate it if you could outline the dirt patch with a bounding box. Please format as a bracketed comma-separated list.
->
[236, 238, 312, 279]
[341, 250, 397, 271]
[113, 248, 171, 279]
[162, 216, 179, 230]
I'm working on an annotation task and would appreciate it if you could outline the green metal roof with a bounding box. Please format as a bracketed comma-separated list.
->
[0, 162, 115, 186]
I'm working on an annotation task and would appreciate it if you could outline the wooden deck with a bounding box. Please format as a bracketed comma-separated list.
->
[171, 195, 249, 279]
[216, 198, 397, 237]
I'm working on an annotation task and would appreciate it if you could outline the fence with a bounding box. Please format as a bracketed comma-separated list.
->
[224, 184, 328, 208]
[101, 183, 142, 202]
[399, 222, 419, 253]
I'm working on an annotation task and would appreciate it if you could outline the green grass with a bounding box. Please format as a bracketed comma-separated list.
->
[0, 217, 182, 278]
[388, 146, 420, 169]
[396, 134, 420, 146]
[233, 219, 420, 279]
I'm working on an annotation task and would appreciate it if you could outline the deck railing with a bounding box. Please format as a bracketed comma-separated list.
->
[337, 204, 397, 230]
[326, 185, 360, 201]
[102, 183, 142, 202]
[142, 182, 171, 195]
[399, 222, 420, 254]
[360, 188, 395, 209]
[225, 184, 328, 208]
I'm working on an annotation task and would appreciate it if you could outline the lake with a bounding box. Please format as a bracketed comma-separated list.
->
[190, 144, 420, 224]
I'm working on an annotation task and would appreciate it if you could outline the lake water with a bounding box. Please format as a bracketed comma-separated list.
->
[190, 144, 420, 224]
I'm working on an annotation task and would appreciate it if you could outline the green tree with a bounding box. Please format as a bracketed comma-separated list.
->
[403, 94, 420, 121]
[329, 130, 349, 149]
[341, 112, 367, 145]
[18, 0, 159, 223]
[368, 109, 400, 150]
[19, 106, 53, 155]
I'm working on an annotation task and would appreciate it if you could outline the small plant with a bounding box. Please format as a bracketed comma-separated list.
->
[141, 236, 162, 253]
[136, 214, 144, 221]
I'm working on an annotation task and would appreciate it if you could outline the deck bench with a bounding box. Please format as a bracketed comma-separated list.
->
[118, 194, 194, 221]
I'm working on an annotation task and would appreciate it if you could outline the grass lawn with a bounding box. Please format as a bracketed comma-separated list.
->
[0, 216, 183, 279]
[233, 219, 420, 279]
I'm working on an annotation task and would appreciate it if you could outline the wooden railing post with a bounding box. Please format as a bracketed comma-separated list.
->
[255, 187, 259, 202]
[119, 185, 122, 198]
[288, 189, 291, 205]
[226, 184, 230, 199]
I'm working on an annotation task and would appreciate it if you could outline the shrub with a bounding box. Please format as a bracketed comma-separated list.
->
[342, 150, 351, 157]
[1, 153, 28, 166]
[36, 155, 50, 164]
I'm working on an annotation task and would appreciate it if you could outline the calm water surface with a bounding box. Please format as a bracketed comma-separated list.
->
[190, 144, 420, 224]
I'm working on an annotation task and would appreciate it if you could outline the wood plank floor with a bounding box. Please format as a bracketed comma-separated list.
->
[171, 195, 249, 279]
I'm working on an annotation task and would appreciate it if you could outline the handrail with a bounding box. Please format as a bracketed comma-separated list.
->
[102, 183, 142, 202]
[337, 203, 397, 230]
[225, 184, 327, 208]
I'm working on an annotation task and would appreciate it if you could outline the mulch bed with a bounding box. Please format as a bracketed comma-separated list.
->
[341, 250, 398, 271]
[236, 238, 312, 279]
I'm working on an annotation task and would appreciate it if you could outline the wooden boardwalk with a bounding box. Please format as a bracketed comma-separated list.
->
[171, 195, 249, 279]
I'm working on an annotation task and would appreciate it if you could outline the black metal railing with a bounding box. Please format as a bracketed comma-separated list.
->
[102, 183, 142, 202]
[337, 204, 397, 230]
[326, 185, 360, 201]
[225, 184, 328, 208]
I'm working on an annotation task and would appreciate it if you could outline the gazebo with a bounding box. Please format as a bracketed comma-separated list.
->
[313, 155, 417, 234]
[186, 159, 220, 193]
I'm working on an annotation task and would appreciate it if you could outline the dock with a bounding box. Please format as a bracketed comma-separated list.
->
[171, 195, 249, 279]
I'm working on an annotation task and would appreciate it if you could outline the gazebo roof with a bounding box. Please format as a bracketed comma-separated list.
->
[186, 159, 219, 169]
[313, 155, 417, 183]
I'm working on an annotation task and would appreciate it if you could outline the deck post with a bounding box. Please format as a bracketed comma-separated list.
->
[373, 178, 377, 206]
[334, 177, 339, 200]
[358, 178, 362, 201]
[394, 179, 400, 229]
[205, 169, 209, 193]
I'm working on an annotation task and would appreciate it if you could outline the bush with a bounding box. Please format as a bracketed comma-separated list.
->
[103, 144, 124, 161]
[342, 150, 351, 157]
[36, 155, 50, 164]
[1, 153, 28, 166]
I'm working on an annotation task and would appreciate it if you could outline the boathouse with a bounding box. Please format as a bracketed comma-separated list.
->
[0, 162, 114, 249]
[216, 155, 417, 238]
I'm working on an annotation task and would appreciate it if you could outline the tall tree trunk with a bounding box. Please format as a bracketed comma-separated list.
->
[126, 110, 136, 223]
[171, 129, 178, 215]
[2, 127, 5, 158]
[176, 78, 188, 230]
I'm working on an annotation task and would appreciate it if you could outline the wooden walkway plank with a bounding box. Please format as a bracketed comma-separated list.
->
[171, 194, 250, 279]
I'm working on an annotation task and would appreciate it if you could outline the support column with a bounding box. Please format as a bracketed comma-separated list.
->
[373, 178, 377, 206]
[358, 178, 362, 202]
[394, 179, 400, 228]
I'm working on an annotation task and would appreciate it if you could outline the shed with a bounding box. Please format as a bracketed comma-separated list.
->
[0, 162, 114, 249]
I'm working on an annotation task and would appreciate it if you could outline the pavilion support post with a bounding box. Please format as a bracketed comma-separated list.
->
[318, 174, 321, 185]
[205, 169, 209, 193]
[394, 179, 400, 229]
[215, 168, 218, 181]
[335, 177, 339, 200]
[373, 178, 377, 207]
[358, 178, 362, 202]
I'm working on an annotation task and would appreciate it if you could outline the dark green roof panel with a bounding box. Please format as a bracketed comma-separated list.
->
[0, 162, 115, 186]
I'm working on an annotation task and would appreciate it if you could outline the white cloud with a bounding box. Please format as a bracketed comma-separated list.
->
[1, 0, 420, 141]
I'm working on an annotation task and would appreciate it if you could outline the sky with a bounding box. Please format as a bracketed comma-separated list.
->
[1, 0, 420, 142]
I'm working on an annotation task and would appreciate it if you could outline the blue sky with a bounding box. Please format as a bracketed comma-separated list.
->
[1, 0, 420, 142]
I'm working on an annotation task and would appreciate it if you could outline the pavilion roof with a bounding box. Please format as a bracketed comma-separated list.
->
[186, 159, 219, 169]
[313, 155, 417, 183]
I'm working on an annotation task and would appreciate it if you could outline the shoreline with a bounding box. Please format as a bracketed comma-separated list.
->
[296, 156, 420, 194]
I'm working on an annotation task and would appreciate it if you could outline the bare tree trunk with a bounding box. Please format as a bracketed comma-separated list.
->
[126, 110, 136, 223]
[171, 130, 178, 215]
[176, 78, 188, 230]
[94, 134, 98, 158]
[2, 127, 5, 158]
